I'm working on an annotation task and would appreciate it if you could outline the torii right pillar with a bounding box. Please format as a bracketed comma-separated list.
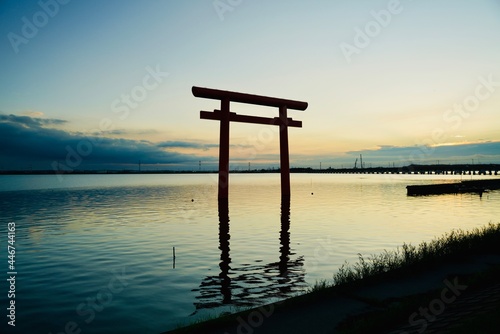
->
[279, 105, 291, 198]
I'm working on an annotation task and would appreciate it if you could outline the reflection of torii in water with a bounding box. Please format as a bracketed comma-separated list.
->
[191, 198, 306, 314]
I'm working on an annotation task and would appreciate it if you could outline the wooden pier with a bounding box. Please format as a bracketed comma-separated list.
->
[312, 164, 500, 176]
[407, 179, 500, 196]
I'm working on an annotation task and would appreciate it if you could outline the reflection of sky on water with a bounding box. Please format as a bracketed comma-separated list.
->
[0, 173, 499, 333]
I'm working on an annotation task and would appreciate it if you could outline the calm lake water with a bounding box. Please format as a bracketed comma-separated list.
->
[1, 173, 499, 333]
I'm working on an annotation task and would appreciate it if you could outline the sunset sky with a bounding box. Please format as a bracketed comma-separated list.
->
[1, 0, 500, 171]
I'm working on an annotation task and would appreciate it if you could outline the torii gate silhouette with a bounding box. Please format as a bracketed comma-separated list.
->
[193, 86, 308, 200]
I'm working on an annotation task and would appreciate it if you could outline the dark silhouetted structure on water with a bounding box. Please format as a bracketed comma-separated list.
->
[194, 86, 308, 199]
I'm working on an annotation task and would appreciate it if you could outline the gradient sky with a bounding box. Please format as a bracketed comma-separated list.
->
[1, 0, 500, 170]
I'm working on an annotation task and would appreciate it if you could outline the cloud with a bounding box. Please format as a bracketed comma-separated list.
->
[345, 142, 500, 164]
[0, 114, 213, 170]
[20, 111, 45, 118]
[157, 141, 255, 151]
[157, 140, 219, 151]
[89, 129, 160, 136]
[0, 113, 67, 127]
[2, 113, 498, 170]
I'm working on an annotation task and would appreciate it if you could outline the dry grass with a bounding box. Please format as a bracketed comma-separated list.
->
[332, 222, 500, 286]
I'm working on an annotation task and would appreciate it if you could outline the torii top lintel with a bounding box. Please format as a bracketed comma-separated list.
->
[192, 86, 308, 111]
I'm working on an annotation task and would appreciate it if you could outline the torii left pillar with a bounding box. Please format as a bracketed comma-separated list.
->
[193, 86, 308, 200]
[218, 98, 230, 199]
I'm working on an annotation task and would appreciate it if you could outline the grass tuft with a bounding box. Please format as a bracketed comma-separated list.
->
[307, 279, 331, 293]
[333, 222, 500, 286]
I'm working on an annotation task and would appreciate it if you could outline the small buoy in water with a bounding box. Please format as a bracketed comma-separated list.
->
[311, 192, 314, 195]
[191, 199, 194, 202]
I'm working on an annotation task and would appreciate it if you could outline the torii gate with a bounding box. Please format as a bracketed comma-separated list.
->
[193, 86, 308, 199]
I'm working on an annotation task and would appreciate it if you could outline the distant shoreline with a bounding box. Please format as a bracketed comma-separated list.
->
[1, 163, 499, 176]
